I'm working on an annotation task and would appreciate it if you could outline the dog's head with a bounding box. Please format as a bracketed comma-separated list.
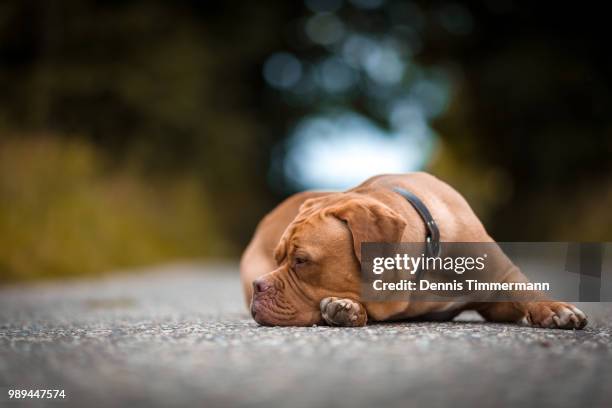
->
[250, 193, 407, 326]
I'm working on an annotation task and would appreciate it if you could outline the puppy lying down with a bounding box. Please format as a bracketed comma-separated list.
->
[240, 173, 587, 329]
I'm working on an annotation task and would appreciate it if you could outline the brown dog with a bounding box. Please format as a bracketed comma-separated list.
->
[240, 173, 587, 329]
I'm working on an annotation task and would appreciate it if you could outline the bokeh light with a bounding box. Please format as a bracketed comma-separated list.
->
[263, 53, 303, 90]
[283, 111, 434, 190]
[265, 0, 451, 191]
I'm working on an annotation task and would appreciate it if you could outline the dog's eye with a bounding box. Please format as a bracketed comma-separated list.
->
[293, 257, 308, 268]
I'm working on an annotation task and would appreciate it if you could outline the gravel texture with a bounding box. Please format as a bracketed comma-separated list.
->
[1, 263, 611, 408]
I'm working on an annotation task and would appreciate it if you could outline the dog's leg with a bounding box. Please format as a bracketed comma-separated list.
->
[474, 247, 588, 329]
[477, 301, 587, 329]
[320, 297, 367, 327]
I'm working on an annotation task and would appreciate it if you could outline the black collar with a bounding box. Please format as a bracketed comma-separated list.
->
[393, 187, 441, 279]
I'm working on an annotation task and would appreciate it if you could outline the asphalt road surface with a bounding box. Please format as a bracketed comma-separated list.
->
[1, 263, 611, 408]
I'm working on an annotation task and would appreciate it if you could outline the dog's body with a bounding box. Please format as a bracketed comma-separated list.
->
[241, 173, 587, 329]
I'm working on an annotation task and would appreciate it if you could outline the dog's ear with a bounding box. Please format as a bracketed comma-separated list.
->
[329, 199, 407, 262]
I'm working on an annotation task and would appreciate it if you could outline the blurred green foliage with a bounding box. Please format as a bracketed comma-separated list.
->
[0, 1, 286, 281]
[0, 136, 227, 282]
[0, 1, 286, 256]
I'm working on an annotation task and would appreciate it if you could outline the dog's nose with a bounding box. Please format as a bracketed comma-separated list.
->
[253, 279, 269, 294]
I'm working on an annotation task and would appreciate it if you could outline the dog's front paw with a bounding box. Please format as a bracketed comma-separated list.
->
[320, 297, 367, 327]
[519, 302, 587, 329]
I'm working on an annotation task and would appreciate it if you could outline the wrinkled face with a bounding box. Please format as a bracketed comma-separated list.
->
[250, 194, 407, 326]
[250, 203, 362, 326]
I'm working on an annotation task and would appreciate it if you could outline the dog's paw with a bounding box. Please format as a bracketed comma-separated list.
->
[320, 297, 367, 327]
[519, 302, 587, 329]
